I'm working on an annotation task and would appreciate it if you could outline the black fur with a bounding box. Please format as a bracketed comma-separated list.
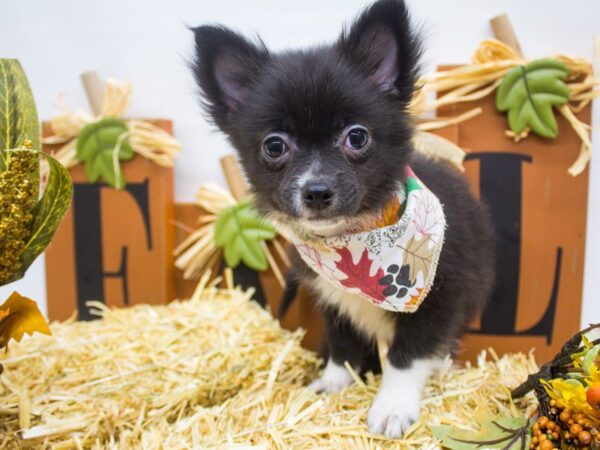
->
[191, 0, 495, 374]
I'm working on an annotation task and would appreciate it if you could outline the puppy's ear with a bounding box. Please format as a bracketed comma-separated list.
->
[337, 0, 421, 104]
[191, 25, 269, 129]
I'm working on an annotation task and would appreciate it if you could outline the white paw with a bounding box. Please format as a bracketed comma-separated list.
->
[367, 390, 419, 438]
[308, 359, 354, 393]
[367, 358, 442, 438]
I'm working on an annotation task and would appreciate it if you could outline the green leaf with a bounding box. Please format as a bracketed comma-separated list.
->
[223, 239, 242, 267]
[214, 198, 276, 271]
[76, 118, 134, 189]
[214, 206, 238, 246]
[0, 59, 40, 171]
[18, 153, 73, 278]
[564, 378, 584, 388]
[430, 413, 530, 450]
[583, 345, 600, 374]
[496, 58, 570, 139]
[236, 232, 266, 270]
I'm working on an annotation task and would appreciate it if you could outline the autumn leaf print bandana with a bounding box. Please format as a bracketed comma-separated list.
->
[281, 167, 446, 313]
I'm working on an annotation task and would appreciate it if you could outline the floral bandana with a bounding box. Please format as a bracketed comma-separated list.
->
[279, 167, 446, 313]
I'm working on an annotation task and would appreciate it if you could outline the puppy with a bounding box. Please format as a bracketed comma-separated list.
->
[191, 0, 495, 438]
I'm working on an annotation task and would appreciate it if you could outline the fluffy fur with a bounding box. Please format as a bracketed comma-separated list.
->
[191, 0, 495, 437]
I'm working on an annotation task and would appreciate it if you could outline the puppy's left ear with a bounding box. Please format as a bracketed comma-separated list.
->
[337, 0, 421, 104]
[191, 25, 270, 130]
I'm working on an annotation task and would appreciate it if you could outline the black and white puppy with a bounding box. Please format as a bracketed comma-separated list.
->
[191, 0, 495, 438]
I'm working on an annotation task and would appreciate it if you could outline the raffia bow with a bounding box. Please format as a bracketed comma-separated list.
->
[412, 39, 599, 176]
[42, 79, 181, 169]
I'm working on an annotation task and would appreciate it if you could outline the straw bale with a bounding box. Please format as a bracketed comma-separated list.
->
[0, 286, 537, 449]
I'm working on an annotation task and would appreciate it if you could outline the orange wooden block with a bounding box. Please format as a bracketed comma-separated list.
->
[440, 86, 590, 363]
[44, 120, 175, 321]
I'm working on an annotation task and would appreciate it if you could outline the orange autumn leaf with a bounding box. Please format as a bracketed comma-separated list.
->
[405, 288, 425, 310]
[373, 196, 401, 228]
[406, 295, 421, 308]
[0, 292, 51, 349]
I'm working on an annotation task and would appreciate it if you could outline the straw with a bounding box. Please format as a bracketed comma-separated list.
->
[1, 285, 539, 449]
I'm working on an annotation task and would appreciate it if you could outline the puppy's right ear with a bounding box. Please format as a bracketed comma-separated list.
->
[337, 0, 421, 106]
[191, 26, 269, 129]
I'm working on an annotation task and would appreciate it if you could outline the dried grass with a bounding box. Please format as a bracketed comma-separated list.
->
[1, 284, 538, 449]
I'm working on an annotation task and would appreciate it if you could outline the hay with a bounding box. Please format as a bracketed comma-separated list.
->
[1, 284, 538, 449]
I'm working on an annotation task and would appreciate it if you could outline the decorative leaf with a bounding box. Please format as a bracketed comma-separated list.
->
[0, 59, 40, 171]
[430, 413, 530, 450]
[76, 118, 134, 189]
[334, 247, 387, 302]
[15, 152, 73, 281]
[543, 377, 598, 417]
[583, 345, 600, 374]
[400, 235, 435, 283]
[214, 198, 276, 270]
[496, 58, 570, 139]
[0, 292, 51, 349]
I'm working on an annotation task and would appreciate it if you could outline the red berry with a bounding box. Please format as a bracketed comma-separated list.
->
[586, 383, 600, 411]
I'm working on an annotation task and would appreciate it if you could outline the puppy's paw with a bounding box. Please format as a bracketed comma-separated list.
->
[308, 377, 351, 394]
[308, 359, 354, 393]
[367, 392, 419, 438]
[366, 359, 441, 438]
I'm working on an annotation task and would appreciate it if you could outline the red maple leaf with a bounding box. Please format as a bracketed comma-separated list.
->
[334, 247, 387, 303]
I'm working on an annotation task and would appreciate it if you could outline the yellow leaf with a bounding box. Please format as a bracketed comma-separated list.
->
[544, 378, 600, 420]
[0, 292, 51, 349]
[401, 235, 435, 282]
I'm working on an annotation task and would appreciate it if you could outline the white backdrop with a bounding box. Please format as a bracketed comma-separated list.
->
[0, 0, 598, 325]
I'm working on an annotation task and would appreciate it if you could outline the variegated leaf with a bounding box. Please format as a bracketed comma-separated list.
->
[0, 59, 40, 170]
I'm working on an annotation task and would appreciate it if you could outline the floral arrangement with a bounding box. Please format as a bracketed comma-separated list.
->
[433, 324, 600, 449]
[526, 324, 600, 449]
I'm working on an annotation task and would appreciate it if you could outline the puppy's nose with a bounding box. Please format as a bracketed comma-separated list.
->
[302, 182, 334, 210]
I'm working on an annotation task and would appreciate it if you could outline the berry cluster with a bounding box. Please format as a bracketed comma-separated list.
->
[531, 400, 598, 450]
[0, 144, 38, 284]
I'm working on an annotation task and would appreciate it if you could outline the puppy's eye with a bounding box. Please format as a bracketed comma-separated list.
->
[262, 135, 288, 159]
[344, 126, 370, 150]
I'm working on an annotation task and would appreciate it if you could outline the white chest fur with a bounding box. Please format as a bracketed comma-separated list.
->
[308, 276, 396, 344]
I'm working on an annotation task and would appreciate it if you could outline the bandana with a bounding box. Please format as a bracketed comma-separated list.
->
[278, 167, 446, 313]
